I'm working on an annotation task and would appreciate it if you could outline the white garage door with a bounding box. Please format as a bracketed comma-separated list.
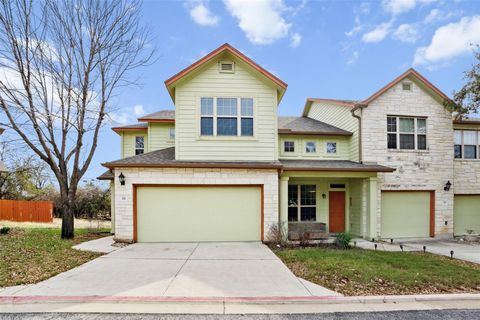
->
[135, 185, 262, 242]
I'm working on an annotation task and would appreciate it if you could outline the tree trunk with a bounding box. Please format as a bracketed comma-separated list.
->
[60, 195, 75, 239]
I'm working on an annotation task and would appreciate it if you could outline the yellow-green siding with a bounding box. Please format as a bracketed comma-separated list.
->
[306, 103, 359, 161]
[174, 53, 278, 161]
[121, 131, 147, 158]
[381, 192, 430, 238]
[278, 135, 350, 160]
[148, 123, 175, 151]
[136, 186, 261, 242]
[454, 195, 480, 235]
[348, 179, 364, 237]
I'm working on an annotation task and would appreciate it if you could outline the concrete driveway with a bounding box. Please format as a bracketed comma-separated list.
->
[6, 242, 339, 298]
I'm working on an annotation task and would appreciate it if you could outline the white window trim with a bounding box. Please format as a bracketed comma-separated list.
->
[455, 129, 479, 160]
[135, 136, 145, 155]
[326, 142, 337, 154]
[169, 128, 175, 140]
[200, 97, 254, 137]
[284, 140, 295, 153]
[305, 141, 316, 153]
[387, 116, 427, 151]
[288, 184, 317, 223]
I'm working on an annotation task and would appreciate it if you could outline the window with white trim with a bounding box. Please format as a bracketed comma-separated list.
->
[284, 141, 295, 152]
[305, 141, 316, 153]
[200, 97, 254, 137]
[455, 130, 479, 159]
[387, 116, 427, 150]
[169, 128, 175, 139]
[135, 136, 144, 155]
[288, 184, 316, 222]
[326, 142, 337, 154]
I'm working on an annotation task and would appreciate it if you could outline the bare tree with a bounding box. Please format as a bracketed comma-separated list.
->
[0, 0, 154, 238]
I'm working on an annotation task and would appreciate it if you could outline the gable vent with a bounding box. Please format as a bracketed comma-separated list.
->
[402, 82, 412, 91]
[219, 61, 234, 73]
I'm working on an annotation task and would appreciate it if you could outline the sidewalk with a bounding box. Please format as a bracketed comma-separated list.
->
[1, 293, 480, 314]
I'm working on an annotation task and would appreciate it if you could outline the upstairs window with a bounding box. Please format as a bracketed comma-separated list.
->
[200, 97, 254, 137]
[284, 141, 295, 152]
[305, 141, 316, 153]
[387, 116, 427, 150]
[169, 128, 175, 139]
[135, 136, 144, 155]
[455, 130, 479, 159]
[326, 142, 337, 154]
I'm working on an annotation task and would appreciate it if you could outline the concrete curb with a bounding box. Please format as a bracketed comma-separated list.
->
[1, 293, 480, 305]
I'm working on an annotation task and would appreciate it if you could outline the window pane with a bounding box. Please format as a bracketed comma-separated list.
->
[217, 117, 237, 135]
[326, 142, 337, 154]
[201, 97, 213, 115]
[300, 185, 316, 206]
[288, 185, 298, 206]
[418, 135, 427, 150]
[135, 136, 144, 149]
[400, 134, 415, 149]
[387, 133, 397, 149]
[217, 98, 237, 116]
[454, 145, 462, 159]
[387, 117, 397, 132]
[200, 117, 213, 135]
[399, 118, 414, 132]
[241, 118, 253, 136]
[284, 141, 294, 152]
[288, 207, 298, 222]
[241, 98, 253, 116]
[300, 207, 316, 222]
[169, 128, 175, 139]
[454, 130, 462, 144]
[464, 131, 477, 145]
[417, 119, 426, 134]
[464, 145, 477, 159]
[306, 142, 316, 153]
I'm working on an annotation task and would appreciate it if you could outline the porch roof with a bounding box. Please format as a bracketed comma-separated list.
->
[97, 169, 114, 180]
[280, 159, 395, 172]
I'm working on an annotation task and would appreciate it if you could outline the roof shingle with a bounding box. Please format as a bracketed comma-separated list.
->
[278, 116, 352, 136]
[138, 110, 175, 122]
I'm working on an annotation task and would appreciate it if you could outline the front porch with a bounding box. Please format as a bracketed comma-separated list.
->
[279, 171, 379, 241]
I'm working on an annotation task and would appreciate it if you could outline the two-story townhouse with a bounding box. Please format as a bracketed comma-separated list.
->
[99, 43, 479, 243]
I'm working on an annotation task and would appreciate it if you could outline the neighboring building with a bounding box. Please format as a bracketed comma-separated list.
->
[99, 43, 480, 243]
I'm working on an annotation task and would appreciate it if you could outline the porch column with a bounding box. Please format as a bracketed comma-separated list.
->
[110, 180, 115, 234]
[367, 177, 378, 240]
[279, 176, 289, 239]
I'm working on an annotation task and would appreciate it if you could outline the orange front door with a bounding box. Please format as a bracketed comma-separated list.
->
[329, 191, 346, 233]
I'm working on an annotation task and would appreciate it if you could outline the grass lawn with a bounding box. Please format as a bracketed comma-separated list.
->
[0, 228, 110, 288]
[274, 246, 480, 296]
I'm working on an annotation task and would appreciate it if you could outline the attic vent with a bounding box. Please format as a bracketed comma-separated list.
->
[219, 61, 234, 73]
[402, 82, 412, 91]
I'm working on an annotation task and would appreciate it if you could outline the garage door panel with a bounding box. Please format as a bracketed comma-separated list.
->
[381, 192, 430, 238]
[454, 195, 480, 236]
[136, 186, 261, 242]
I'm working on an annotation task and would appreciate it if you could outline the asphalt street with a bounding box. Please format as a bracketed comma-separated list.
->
[1, 310, 480, 320]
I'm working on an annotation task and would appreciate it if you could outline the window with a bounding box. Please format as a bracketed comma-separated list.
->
[455, 130, 479, 159]
[135, 136, 144, 155]
[326, 142, 337, 154]
[402, 82, 412, 91]
[200, 97, 254, 137]
[305, 141, 316, 153]
[169, 128, 175, 139]
[219, 61, 234, 73]
[288, 185, 317, 222]
[387, 116, 427, 150]
[284, 141, 295, 153]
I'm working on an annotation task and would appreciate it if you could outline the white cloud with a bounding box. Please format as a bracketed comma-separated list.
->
[382, 0, 436, 15]
[393, 24, 420, 43]
[362, 22, 392, 43]
[346, 16, 364, 37]
[424, 8, 463, 24]
[133, 105, 145, 116]
[290, 33, 302, 48]
[187, 1, 219, 26]
[223, 0, 291, 45]
[347, 51, 359, 65]
[109, 112, 130, 125]
[414, 15, 480, 66]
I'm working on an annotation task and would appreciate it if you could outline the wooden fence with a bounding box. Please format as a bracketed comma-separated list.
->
[0, 200, 53, 223]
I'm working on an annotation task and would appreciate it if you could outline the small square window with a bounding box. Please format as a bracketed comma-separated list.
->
[284, 141, 295, 153]
[326, 142, 337, 154]
[306, 142, 316, 153]
[402, 83, 412, 91]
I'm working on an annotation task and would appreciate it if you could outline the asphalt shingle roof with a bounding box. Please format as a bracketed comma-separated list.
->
[138, 110, 175, 121]
[112, 123, 148, 130]
[280, 159, 394, 172]
[277, 116, 352, 136]
[97, 170, 114, 180]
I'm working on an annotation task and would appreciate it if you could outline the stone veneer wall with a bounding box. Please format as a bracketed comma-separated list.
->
[361, 79, 455, 237]
[454, 161, 480, 194]
[113, 167, 279, 242]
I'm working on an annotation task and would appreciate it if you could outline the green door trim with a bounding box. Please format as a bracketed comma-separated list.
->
[133, 184, 264, 242]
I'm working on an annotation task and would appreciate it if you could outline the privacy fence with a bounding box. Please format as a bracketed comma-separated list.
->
[0, 200, 53, 223]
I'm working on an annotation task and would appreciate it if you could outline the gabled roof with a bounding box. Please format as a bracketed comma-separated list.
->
[278, 116, 352, 136]
[112, 122, 148, 133]
[164, 43, 287, 102]
[302, 98, 358, 116]
[137, 110, 175, 122]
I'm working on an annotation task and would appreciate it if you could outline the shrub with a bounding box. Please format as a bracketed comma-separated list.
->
[298, 231, 312, 247]
[266, 222, 287, 245]
[335, 232, 352, 249]
[0, 226, 10, 235]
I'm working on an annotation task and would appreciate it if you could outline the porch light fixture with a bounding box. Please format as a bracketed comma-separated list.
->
[118, 172, 125, 186]
[322, 193, 326, 199]
[444, 180, 452, 191]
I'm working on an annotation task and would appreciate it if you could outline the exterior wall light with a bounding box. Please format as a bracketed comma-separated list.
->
[444, 180, 452, 191]
[322, 193, 326, 199]
[119, 172, 125, 186]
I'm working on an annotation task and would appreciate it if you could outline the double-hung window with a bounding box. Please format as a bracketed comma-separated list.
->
[200, 97, 254, 137]
[387, 116, 427, 150]
[455, 130, 479, 159]
[135, 136, 144, 155]
[288, 185, 317, 222]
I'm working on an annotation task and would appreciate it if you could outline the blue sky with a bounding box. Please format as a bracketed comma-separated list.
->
[88, 0, 480, 184]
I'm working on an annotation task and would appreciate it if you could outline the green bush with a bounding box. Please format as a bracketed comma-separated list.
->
[335, 232, 352, 249]
[0, 226, 10, 235]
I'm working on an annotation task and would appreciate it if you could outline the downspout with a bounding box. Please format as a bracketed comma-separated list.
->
[350, 104, 366, 163]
